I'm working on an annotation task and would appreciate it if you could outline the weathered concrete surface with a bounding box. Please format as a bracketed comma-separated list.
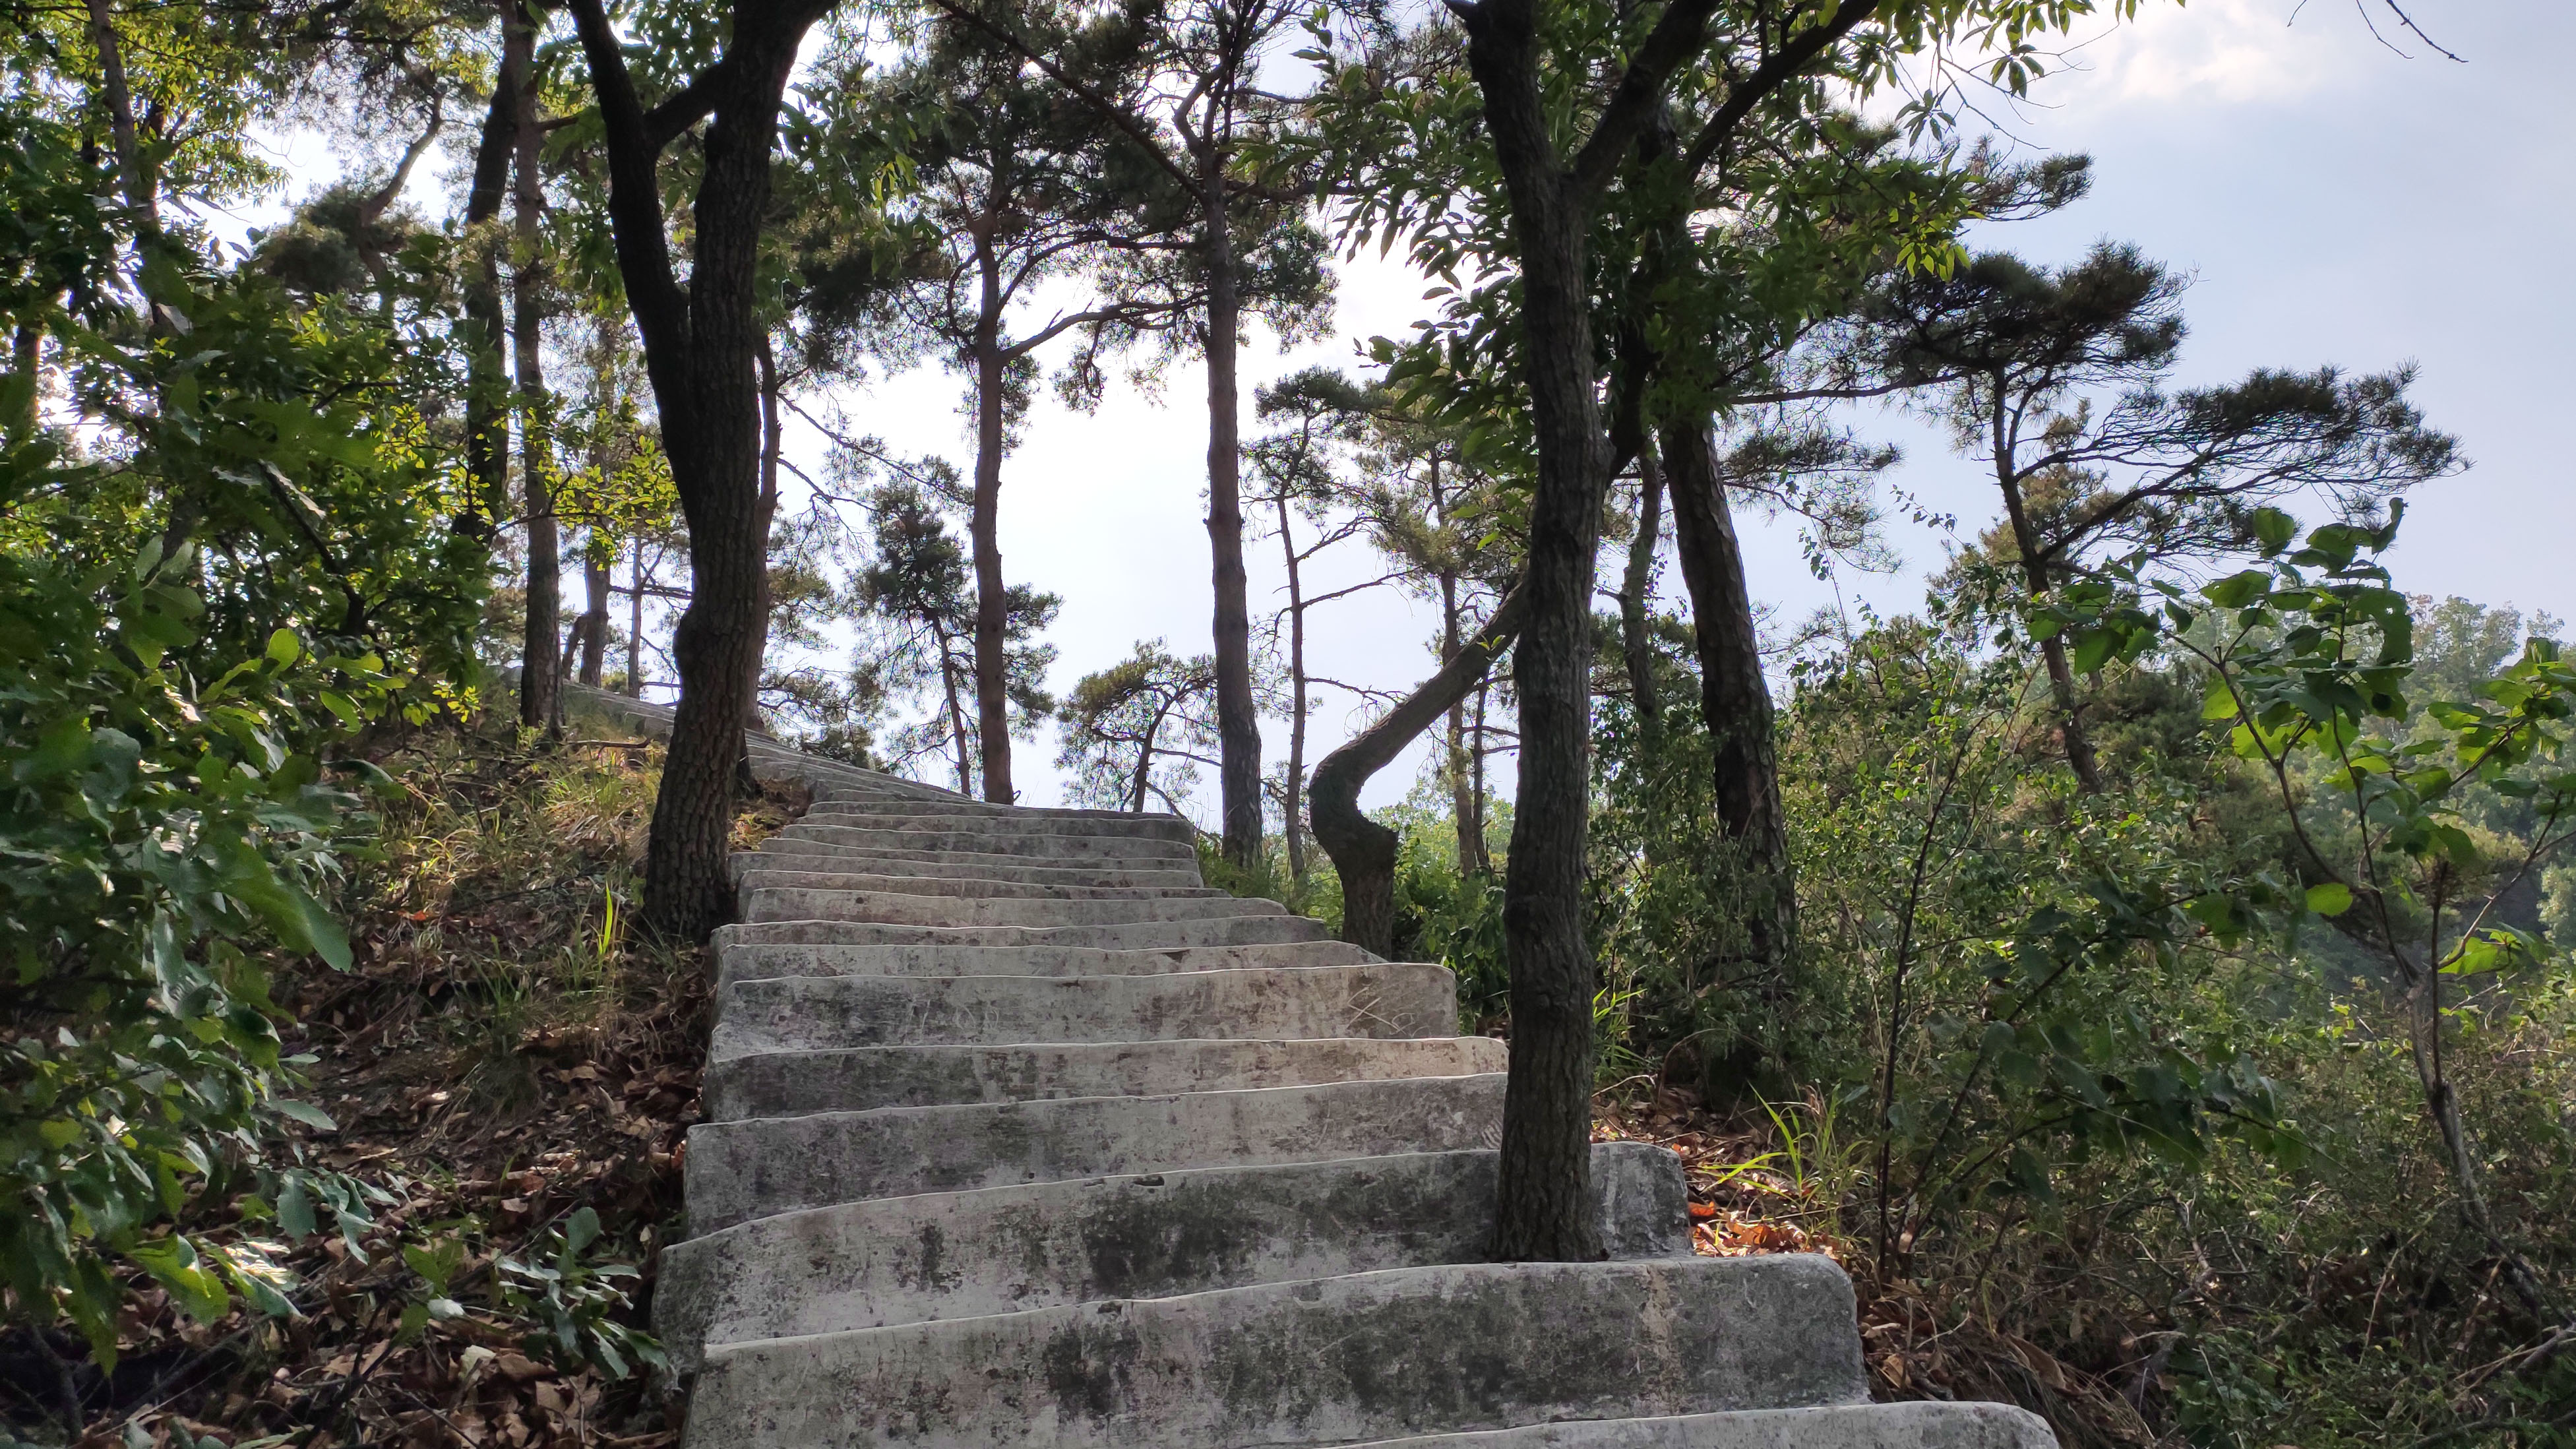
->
[1340, 1403, 2059, 1448]
[657, 1144, 1687, 1371]
[683, 1074, 1505, 1233]
[739, 886, 1285, 928]
[635, 702, 2060, 1449]
[684, 1256, 1866, 1448]
[774, 822, 1195, 861]
[735, 868, 1218, 901]
[704, 1035, 1506, 1117]
[713, 939, 1379, 989]
[811, 793, 1186, 824]
[734, 847, 1205, 890]
[795, 809, 1195, 844]
[708, 964, 1461, 1056]
[713, 914, 1334, 950]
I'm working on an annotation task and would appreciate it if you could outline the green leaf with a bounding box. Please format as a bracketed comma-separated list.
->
[2201, 570, 2272, 609]
[277, 1176, 317, 1239]
[264, 628, 302, 666]
[2304, 882, 2353, 917]
[272, 1099, 338, 1132]
[131, 1236, 230, 1324]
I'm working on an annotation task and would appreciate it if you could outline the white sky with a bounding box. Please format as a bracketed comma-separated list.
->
[237, 0, 2575, 819]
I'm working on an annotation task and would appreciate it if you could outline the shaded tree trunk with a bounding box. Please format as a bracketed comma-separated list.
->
[8, 325, 38, 437]
[1312, 582, 1527, 960]
[460, 71, 515, 540]
[1990, 398, 2104, 793]
[510, 0, 559, 733]
[1661, 414, 1795, 998]
[626, 536, 645, 696]
[1618, 446, 1666, 750]
[568, 0, 821, 941]
[1459, 0, 1620, 1260]
[969, 246, 1016, 804]
[1275, 495, 1310, 886]
[1201, 171, 1263, 871]
[574, 551, 611, 685]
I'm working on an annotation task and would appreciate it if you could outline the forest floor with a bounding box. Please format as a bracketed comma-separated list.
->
[4, 706, 803, 1449]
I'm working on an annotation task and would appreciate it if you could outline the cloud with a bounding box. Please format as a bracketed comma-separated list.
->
[2043, 0, 2385, 111]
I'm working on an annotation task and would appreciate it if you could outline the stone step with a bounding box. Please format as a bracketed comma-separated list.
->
[709, 964, 1461, 1056]
[738, 886, 1285, 928]
[714, 940, 1380, 989]
[813, 802, 1196, 833]
[797, 807, 1196, 844]
[1339, 1403, 2058, 1448]
[681, 1255, 1864, 1449]
[736, 846, 1204, 890]
[714, 915, 1333, 951]
[656, 1144, 1688, 1371]
[775, 822, 1195, 861]
[735, 868, 1219, 902]
[704, 1035, 1503, 1117]
[683, 1074, 1504, 1233]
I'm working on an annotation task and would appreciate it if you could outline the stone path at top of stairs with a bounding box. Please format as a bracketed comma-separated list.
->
[560, 688, 2056, 1448]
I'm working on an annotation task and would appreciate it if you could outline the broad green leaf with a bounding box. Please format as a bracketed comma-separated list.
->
[2304, 883, 2353, 917]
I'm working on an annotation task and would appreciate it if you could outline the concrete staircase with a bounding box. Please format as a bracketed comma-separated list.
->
[559, 687, 2054, 1447]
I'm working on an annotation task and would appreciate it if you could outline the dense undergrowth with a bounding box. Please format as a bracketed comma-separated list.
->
[3, 702, 798, 1448]
[1256, 588, 2576, 1449]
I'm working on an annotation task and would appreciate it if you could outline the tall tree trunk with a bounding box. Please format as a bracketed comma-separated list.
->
[461, 43, 516, 536]
[1313, 582, 1527, 961]
[736, 334, 785, 789]
[576, 549, 611, 685]
[1618, 447, 1665, 751]
[626, 537, 644, 696]
[1661, 415, 1795, 1015]
[510, 0, 559, 733]
[1467, 677, 1490, 873]
[567, 0, 818, 940]
[969, 250, 1016, 803]
[81, 0, 156, 236]
[1276, 495, 1309, 886]
[7, 325, 37, 437]
[940, 625, 975, 795]
[1460, 0, 1622, 1262]
[1990, 396, 2103, 793]
[1201, 167, 1264, 871]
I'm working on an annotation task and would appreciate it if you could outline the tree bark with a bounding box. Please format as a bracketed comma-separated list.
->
[737, 333, 785, 787]
[1661, 414, 1794, 983]
[575, 549, 611, 685]
[7, 325, 38, 437]
[1312, 581, 1527, 962]
[940, 623, 975, 795]
[510, 0, 559, 734]
[1276, 495, 1309, 886]
[461, 44, 516, 537]
[970, 241, 1016, 803]
[1618, 447, 1665, 751]
[568, 0, 824, 941]
[626, 536, 645, 696]
[1202, 167, 1264, 872]
[1460, 0, 1622, 1261]
[1990, 392, 2104, 793]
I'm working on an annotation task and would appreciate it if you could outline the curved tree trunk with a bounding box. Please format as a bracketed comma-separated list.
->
[568, 0, 819, 941]
[1311, 582, 1527, 960]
